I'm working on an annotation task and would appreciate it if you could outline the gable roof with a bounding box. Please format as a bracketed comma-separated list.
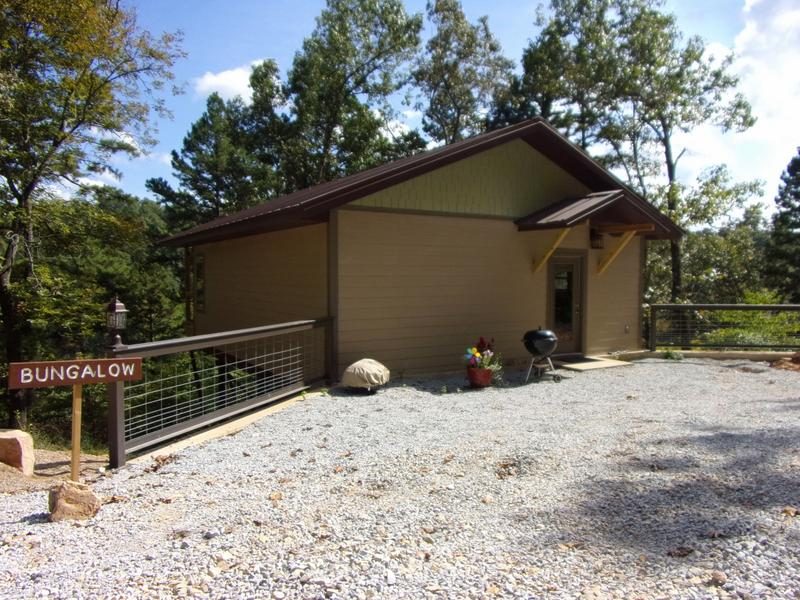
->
[515, 190, 679, 238]
[162, 118, 681, 246]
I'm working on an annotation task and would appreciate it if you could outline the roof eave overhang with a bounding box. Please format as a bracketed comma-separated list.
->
[160, 117, 682, 246]
[160, 119, 548, 247]
[160, 212, 327, 247]
[515, 191, 682, 240]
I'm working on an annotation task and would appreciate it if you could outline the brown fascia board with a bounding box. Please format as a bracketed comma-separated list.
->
[516, 191, 680, 240]
[522, 122, 682, 239]
[161, 119, 547, 247]
[170, 215, 327, 247]
[161, 116, 681, 246]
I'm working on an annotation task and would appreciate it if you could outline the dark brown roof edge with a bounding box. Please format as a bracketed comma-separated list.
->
[515, 190, 679, 239]
[523, 121, 682, 239]
[162, 117, 682, 246]
[161, 119, 547, 247]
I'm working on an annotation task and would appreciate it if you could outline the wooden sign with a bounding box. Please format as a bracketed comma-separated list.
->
[7, 357, 143, 483]
[8, 358, 142, 389]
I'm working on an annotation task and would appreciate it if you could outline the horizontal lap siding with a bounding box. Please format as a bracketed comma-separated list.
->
[585, 236, 643, 354]
[351, 139, 590, 218]
[195, 224, 327, 334]
[337, 210, 552, 376]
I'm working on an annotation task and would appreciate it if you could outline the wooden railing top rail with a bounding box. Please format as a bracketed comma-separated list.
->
[650, 304, 800, 311]
[112, 317, 333, 359]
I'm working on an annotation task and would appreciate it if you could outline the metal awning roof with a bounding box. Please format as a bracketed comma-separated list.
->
[514, 190, 681, 239]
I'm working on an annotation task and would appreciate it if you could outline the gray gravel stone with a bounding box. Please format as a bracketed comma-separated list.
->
[1, 358, 799, 599]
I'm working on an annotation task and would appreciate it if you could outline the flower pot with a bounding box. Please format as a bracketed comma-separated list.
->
[466, 367, 493, 388]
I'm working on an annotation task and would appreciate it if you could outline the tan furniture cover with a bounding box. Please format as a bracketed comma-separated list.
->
[341, 358, 390, 390]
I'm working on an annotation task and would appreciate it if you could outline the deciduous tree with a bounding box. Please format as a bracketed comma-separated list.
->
[612, 3, 754, 299]
[283, 0, 422, 189]
[0, 0, 182, 425]
[495, 0, 756, 301]
[413, 0, 512, 144]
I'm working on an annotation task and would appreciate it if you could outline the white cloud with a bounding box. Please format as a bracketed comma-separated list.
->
[674, 0, 800, 209]
[151, 152, 173, 166]
[743, 0, 764, 13]
[381, 118, 410, 139]
[79, 170, 120, 187]
[193, 59, 268, 102]
[426, 139, 443, 151]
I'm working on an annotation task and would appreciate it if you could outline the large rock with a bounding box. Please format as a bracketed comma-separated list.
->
[48, 481, 102, 522]
[341, 358, 390, 391]
[0, 429, 34, 476]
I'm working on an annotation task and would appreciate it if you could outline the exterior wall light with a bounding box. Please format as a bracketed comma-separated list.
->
[106, 297, 128, 347]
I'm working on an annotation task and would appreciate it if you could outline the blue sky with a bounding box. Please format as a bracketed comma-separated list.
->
[104, 0, 800, 213]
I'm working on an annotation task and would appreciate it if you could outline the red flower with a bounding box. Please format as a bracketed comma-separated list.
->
[476, 337, 495, 353]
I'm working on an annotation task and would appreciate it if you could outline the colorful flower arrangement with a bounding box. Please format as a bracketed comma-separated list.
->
[464, 337, 503, 379]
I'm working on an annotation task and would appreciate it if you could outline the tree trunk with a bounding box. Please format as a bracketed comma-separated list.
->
[1, 196, 36, 427]
[670, 239, 682, 302]
[0, 286, 29, 428]
[662, 126, 682, 301]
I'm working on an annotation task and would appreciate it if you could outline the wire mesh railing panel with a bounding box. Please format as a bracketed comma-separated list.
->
[113, 320, 330, 451]
[650, 304, 800, 350]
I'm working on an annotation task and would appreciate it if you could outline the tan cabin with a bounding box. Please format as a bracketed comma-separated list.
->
[163, 119, 681, 377]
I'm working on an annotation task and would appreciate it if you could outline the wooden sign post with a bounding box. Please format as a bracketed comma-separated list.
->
[8, 358, 143, 481]
[72, 384, 82, 481]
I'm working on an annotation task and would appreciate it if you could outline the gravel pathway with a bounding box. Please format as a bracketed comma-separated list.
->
[2, 358, 799, 599]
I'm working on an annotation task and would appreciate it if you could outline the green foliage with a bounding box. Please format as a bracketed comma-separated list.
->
[596, 1, 755, 301]
[151, 0, 426, 230]
[147, 93, 270, 231]
[680, 206, 769, 304]
[493, 0, 757, 301]
[661, 350, 683, 360]
[413, 0, 513, 144]
[766, 147, 800, 302]
[0, 0, 183, 196]
[488, 19, 570, 129]
[696, 291, 800, 349]
[18, 187, 182, 446]
[0, 0, 183, 426]
[646, 184, 767, 304]
[283, 0, 423, 188]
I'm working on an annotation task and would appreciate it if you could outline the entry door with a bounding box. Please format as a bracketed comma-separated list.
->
[549, 257, 583, 354]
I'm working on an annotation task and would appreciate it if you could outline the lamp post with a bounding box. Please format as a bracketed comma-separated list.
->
[106, 297, 128, 468]
[106, 297, 128, 348]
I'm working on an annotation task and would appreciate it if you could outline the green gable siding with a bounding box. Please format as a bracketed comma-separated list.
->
[352, 139, 590, 218]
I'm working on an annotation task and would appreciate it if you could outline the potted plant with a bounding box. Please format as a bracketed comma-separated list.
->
[464, 337, 503, 388]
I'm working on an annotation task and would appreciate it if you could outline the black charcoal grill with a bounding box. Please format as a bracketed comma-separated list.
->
[522, 328, 562, 383]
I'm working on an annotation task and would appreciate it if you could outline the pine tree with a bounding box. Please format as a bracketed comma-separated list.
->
[766, 147, 800, 302]
[413, 0, 513, 144]
[146, 93, 265, 231]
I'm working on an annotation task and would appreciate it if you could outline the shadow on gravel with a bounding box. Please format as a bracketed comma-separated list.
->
[19, 513, 50, 525]
[572, 426, 800, 555]
[328, 368, 573, 398]
[754, 397, 800, 413]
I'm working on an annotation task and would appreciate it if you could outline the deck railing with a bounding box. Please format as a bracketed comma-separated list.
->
[107, 318, 332, 467]
[648, 304, 800, 352]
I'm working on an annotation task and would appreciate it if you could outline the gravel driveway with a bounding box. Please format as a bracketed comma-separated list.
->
[2, 358, 799, 599]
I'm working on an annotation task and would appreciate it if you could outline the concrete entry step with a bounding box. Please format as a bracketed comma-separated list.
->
[553, 356, 632, 371]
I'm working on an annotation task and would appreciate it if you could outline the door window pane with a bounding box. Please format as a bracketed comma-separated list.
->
[554, 269, 573, 327]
